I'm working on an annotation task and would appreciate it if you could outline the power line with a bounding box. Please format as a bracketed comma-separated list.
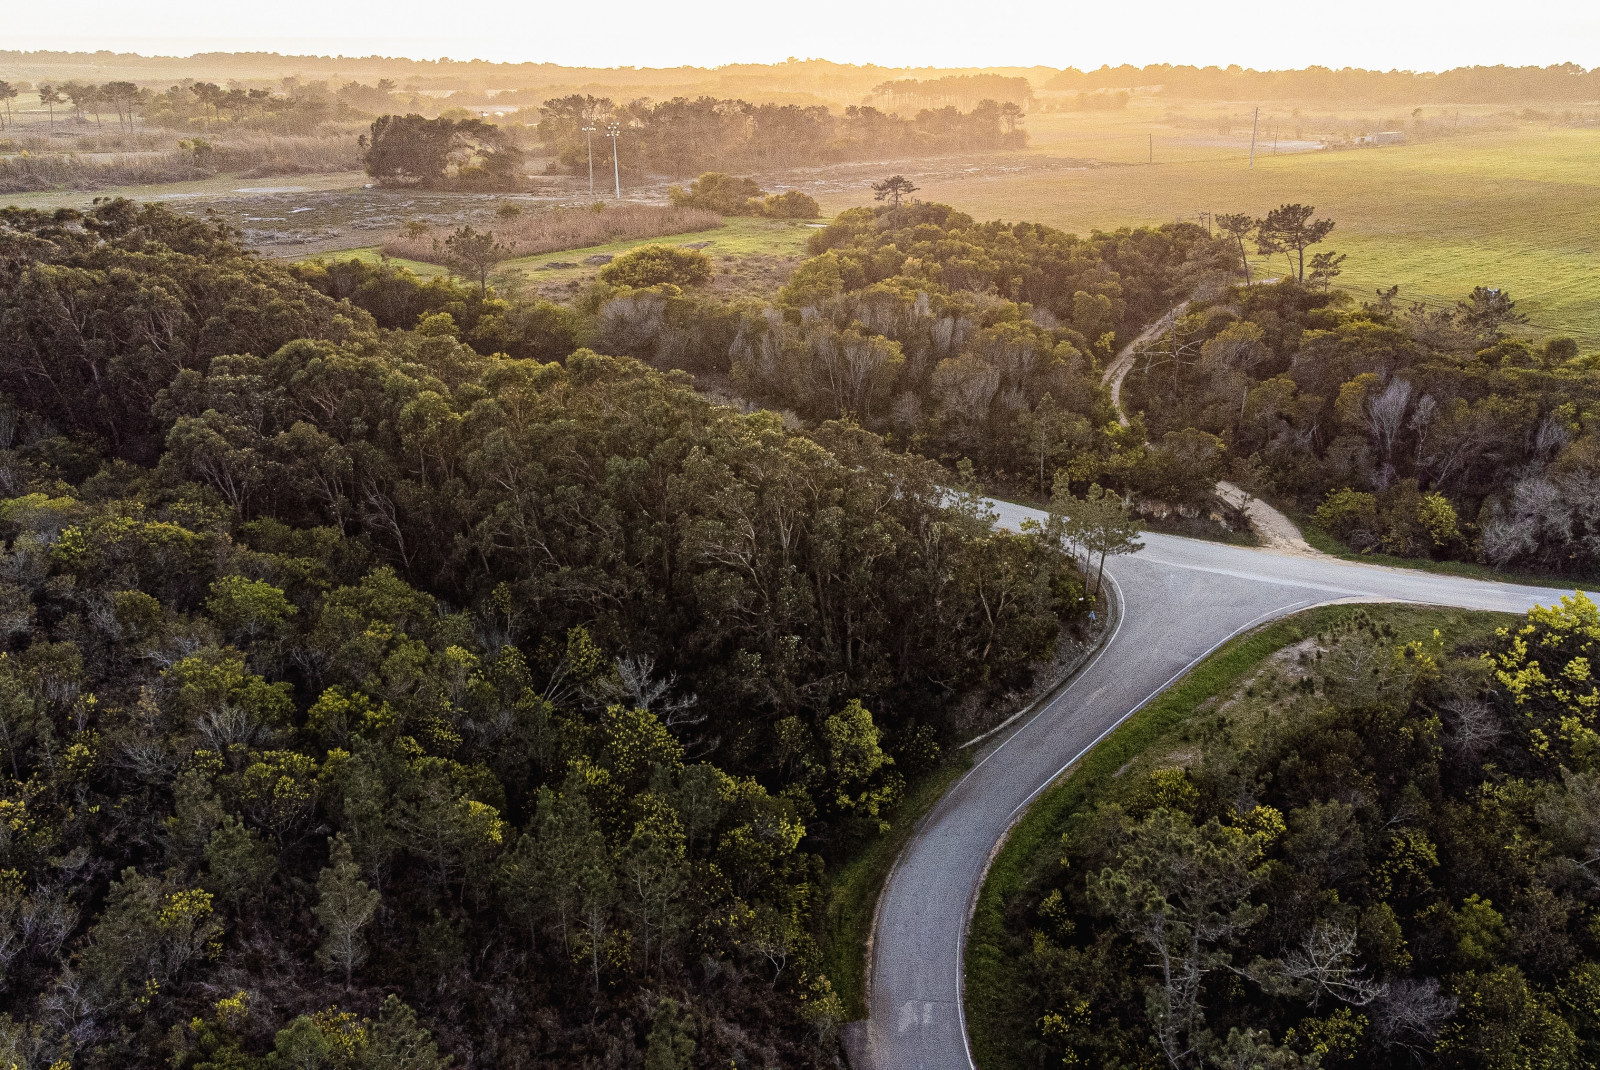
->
[605, 122, 621, 199]
[581, 124, 595, 198]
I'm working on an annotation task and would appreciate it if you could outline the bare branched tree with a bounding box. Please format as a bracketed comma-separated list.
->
[584, 653, 704, 728]
[1439, 696, 1503, 765]
[1272, 922, 1387, 1008]
[1365, 377, 1412, 479]
[1371, 977, 1458, 1054]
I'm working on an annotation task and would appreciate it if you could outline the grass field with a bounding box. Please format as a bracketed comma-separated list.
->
[9, 98, 1596, 344]
[963, 601, 1518, 1070]
[499, 216, 813, 291]
[858, 108, 1600, 347]
[305, 216, 815, 300]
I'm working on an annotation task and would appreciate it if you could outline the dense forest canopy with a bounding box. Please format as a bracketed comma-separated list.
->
[1001, 600, 1600, 1070]
[291, 197, 1231, 510]
[1122, 275, 1600, 574]
[0, 200, 1086, 1068]
[566, 199, 1236, 500]
[4, 161, 1591, 1067]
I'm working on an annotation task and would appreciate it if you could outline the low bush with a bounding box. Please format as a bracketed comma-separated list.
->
[600, 243, 714, 288]
[669, 172, 820, 218]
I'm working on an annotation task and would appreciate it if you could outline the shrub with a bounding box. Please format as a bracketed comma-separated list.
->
[762, 190, 821, 219]
[668, 173, 821, 219]
[669, 172, 764, 214]
[1544, 336, 1580, 364]
[1417, 490, 1462, 549]
[1131, 428, 1226, 510]
[1314, 487, 1380, 548]
[600, 244, 713, 289]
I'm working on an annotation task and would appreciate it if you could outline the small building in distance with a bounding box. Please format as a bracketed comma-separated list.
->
[1355, 130, 1407, 146]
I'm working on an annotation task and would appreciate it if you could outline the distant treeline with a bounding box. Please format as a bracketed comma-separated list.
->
[0, 53, 1051, 101]
[11, 55, 1600, 116]
[1046, 63, 1600, 104]
[537, 95, 1026, 177]
[5, 77, 392, 135]
[142, 79, 392, 131]
[867, 74, 1034, 111]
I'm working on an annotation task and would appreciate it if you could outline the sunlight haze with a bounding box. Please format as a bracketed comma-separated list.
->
[8, 6, 1600, 1070]
[12, 0, 1600, 69]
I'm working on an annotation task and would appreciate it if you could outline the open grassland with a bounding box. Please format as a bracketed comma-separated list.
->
[315, 215, 816, 300]
[0, 136, 360, 194]
[879, 108, 1600, 346]
[499, 215, 813, 299]
[11, 96, 1597, 342]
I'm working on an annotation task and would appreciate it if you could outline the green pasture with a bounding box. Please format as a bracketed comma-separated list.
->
[497, 215, 814, 286]
[303, 215, 815, 292]
[881, 122, 1600, 347]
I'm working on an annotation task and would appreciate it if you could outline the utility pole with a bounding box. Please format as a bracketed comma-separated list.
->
[606, 122, 621, 199]
[582, 125, 595, 197]
[1148, 133, 1153, 164]
[1249, 107, 1259, 169]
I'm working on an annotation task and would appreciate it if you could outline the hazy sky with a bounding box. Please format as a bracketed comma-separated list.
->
[11, 0, 1600, 71]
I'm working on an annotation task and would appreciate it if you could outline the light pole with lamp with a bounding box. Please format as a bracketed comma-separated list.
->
[581, 125, 596, 198]
[606, 122, 621, 199]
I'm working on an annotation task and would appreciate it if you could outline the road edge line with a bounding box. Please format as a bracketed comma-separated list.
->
[958, 588, 1121, 752]
[955, 593, 1340, 1070]
[851, 571, 1125, 1070]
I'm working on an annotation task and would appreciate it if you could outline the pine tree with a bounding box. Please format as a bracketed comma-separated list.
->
[314, 834, 381, 987]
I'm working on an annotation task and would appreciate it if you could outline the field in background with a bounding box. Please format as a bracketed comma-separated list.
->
[0, 170, 369, 211]
[315, 216, 814, 301]
[860, 105, 1600, 346]
[7, 91, 1598, 344]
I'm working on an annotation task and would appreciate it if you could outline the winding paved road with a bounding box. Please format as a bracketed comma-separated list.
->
[863, 500, 1580, 1070]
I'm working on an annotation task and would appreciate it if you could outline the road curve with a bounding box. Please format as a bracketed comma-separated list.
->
[863, 500, 1580, 1070]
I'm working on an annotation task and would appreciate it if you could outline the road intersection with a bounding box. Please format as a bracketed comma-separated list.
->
[862, 498, 1579, 1070]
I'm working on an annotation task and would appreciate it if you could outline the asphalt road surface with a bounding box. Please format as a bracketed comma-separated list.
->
[863, 499, 1581, 1070]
